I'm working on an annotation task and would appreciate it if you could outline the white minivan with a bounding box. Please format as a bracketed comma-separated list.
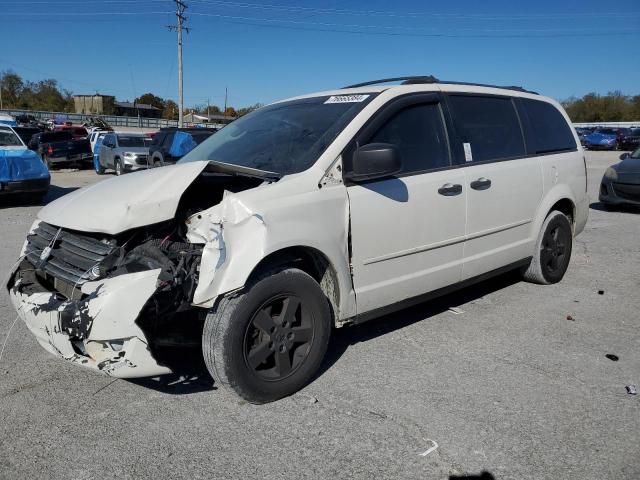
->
[8, 77, 588, 403]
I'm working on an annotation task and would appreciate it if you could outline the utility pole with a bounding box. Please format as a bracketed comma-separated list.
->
[224, 86, 228, 117]
[167, 1, 189, 127]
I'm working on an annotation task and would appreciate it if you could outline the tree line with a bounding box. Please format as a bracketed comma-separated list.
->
[561, 92, 640, 123]
[0, 70, 260, 119]
[3, 70, 638, 123]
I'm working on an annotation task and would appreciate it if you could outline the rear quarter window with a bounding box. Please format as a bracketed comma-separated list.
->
[521, 99, 577, 154]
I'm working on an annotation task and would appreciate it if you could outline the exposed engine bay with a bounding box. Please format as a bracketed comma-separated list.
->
[8, 169, 267, 375]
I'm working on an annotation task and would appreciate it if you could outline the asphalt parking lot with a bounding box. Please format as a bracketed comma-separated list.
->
[1, 151, 639, 480]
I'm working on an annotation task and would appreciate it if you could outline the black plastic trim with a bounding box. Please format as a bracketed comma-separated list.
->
[351, 258, 531, 325]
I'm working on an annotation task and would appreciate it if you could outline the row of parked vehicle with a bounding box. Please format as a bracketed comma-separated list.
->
[92, 127, 217, 175]
[575, 126, 640, 151]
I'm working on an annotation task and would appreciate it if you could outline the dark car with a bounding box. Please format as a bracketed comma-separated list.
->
[148, 127, 217, 167]
[618, 128, 640, 151]
[13, 126, 43, 146]
[28, 130, 93, 168]
[599, 149, 640, 207]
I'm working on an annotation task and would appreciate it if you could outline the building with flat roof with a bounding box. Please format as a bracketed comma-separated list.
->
[73, 94, 115, 115]
[114, 101, 162, 118]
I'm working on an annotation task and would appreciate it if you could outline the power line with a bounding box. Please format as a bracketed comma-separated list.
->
[188, 11, 640, 38]
[188, 0, 640, 20]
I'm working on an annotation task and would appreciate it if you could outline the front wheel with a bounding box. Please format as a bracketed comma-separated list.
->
[203, 267, 332, 404]
[522, 211, 573, 285]
[114, 158, 123, 176]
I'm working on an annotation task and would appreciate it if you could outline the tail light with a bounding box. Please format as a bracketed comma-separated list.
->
[47, 145, 53, 155]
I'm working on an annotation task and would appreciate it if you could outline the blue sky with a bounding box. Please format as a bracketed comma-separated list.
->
[1, 0, 639, 109]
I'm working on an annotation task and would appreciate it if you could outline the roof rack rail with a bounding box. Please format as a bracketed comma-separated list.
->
[343, 76, 439, 89]
[342, 76, 538, 95]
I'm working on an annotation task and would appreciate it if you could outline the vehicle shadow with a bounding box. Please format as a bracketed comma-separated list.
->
[590, 201, 640, 213]
[450, 472, 496, 480]
[0, 185, 77, 210]
[317, 270, 522, 379]
[126, 270, 521, 397]
[129, 372, 216, 395]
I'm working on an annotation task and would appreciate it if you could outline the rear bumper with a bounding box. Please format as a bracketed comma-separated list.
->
[0, 177, 50, 195]
[48, 153, 93, 164]
[7, 261, 171, 378]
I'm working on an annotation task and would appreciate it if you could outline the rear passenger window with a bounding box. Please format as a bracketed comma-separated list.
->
[368, 103, 450, 174]
[521, 99, 576, 154]
[448, 95, 525, 163]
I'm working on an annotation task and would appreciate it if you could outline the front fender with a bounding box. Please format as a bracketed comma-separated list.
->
[188, 183, 355, 320]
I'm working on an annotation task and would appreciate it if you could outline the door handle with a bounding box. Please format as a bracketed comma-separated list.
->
[438, 183, 463, 196]
[470, 177, 492, 190]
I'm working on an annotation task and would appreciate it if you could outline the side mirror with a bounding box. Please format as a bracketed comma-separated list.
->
[619, 152, 630, 160]
[346, 143, 402, 183]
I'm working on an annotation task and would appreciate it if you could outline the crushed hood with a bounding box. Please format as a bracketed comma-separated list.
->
[38, 161, 210, 234]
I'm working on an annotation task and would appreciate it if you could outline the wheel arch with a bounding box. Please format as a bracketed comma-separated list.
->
[246, 246, 342, 327]
[531, 185, 577, 242]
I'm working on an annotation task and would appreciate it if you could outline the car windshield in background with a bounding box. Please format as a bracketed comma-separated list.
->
[0, 130, 23, 146]
[179, 94, 377, 175]
[630, 129, 640, 136]
[42, 131, 72, 142]
[118, 136, 146, 147]
[596, 129, 617, 135]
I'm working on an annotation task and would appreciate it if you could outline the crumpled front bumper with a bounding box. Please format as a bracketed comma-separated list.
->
[8, 265, 171, 378]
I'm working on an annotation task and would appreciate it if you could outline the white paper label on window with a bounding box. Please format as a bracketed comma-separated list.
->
[324, 94, 370, 104]
[463, 142, 473, 162]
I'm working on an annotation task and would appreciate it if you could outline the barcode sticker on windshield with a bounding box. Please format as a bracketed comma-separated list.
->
[324, 94, 370, 104]
[463, 142, 473, 162]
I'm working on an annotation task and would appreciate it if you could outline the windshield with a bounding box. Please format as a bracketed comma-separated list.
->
[179, 94, 377, 174]
[0, 129, 24, 147]
[118, 136, 146, 147]
[595, 128, 617, 135]
[630, 129, 640, 136]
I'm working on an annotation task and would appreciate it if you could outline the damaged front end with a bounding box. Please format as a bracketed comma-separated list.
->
[7, 162, 271, 377]
[8, 219, 204, 377]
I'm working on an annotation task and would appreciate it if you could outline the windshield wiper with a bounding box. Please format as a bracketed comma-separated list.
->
[204, 160, 282, 180]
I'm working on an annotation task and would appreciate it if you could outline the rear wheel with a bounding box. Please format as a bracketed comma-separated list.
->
[203, 267, 332, 404]
[522, 211, 573, 285]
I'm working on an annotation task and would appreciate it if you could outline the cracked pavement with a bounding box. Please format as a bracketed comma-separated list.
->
[1, 152, 639, 480]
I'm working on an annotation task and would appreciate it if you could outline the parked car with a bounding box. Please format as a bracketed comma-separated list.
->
[27, 130, 93, 168]
[148, 127, 217, 167]
[13, 126, 43, 146]
[88, 129, 109, 153]
[617, 128, 640, 151]
[96, 132, 149, 175]
[28, 131, 93, 169]
[54, 125, 88, 139]
[574, 127, 591, 146]
[599, 148, 640, 207]
[0, 125, 50, 202]
[584, 128, 620, 150]
[0, 114, 17, 126]
[6, 77, 588, 403]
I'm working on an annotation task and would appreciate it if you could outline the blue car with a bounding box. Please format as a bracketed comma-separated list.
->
[584, 128, 619, 150]
[0, 125, 50, 202]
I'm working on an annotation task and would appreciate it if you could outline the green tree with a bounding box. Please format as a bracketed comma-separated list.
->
[163, 99, 179, 120]
[134, 92, 166, 110]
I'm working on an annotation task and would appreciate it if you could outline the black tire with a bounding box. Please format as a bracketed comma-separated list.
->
[95, 162, 105, 175]
[152, 153, 164, 168]
[203, 267, 332, 404]
[522, 211, 573, 285]
[114, 158, 123, 176]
